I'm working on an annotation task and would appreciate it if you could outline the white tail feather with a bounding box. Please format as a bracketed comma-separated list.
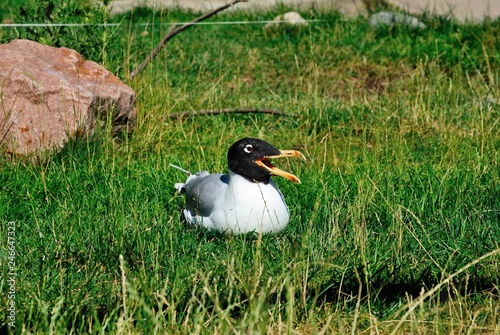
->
[169, 164, 192, 175]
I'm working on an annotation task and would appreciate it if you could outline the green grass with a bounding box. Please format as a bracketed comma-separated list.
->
[1, 3, 500, 334]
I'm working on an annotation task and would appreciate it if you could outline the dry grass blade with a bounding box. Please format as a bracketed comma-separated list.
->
[389, 248, 500, 335]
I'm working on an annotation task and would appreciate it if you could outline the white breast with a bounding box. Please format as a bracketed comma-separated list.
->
[210, 172, 290, 234]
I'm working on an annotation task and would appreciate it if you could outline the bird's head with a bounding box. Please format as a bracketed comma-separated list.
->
[227, 138, 305, 184]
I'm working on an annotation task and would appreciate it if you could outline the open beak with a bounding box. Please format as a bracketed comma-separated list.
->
[255, 150, 306, 184]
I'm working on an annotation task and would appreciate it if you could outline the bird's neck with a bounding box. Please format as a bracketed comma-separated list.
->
[228, 170, 271, 184]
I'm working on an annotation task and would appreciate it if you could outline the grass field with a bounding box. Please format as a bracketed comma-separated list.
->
[1, 1, 499, 334]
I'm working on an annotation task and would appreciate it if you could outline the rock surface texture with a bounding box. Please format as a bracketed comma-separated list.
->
[0, 39, 136, 155]
[369, 12, 427, 29]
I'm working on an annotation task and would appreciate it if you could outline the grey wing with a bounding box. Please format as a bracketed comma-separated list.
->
[183, 173, 229, 217]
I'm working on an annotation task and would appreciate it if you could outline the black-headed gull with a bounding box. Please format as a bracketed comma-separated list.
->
[173, 138, 305, 234]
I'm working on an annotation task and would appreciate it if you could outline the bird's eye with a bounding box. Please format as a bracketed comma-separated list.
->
[243, 144, 254, 153]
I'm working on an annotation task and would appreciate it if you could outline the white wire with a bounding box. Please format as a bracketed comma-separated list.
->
[0, 23, 120, 27]
[0, 19, 329, 28]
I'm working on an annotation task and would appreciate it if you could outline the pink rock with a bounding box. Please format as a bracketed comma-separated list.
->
[0, 39, 136, 155]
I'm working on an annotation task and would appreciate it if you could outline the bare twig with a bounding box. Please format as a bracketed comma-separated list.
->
[167, 108, 294, 118]
[129, 0, 248, 80]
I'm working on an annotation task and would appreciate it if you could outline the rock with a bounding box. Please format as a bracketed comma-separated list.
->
[369, 11, 427, 29]
[0, 39, 136, 156]
[265, 11, 308, 28]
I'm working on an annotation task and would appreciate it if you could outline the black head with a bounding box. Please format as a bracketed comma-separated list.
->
[227, 138, 281, 184]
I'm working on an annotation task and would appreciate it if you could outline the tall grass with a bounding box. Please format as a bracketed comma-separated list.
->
[1, 4, 499, 334]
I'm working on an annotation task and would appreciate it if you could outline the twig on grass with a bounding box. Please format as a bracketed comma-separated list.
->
[167, 107, 295, 118]
[128, 0, 248, 80]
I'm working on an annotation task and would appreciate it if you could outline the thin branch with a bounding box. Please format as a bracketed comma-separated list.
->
[129, 0, 248, 80]
[167, 108, 294, 118]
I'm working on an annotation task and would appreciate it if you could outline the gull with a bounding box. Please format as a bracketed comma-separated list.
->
[172, 138, 305, 234]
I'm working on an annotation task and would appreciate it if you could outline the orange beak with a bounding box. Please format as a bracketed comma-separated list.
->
[255, 150, 306, 184]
